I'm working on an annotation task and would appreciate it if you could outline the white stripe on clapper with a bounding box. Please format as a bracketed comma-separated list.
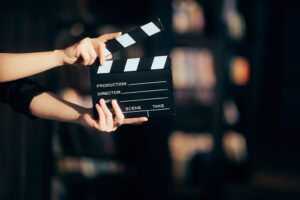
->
[141, 22, 161, 36]
[97, 60, 113, 74]
[116, 33, 136, 48]
[151, 56, 167, 70]
[124, 58, 140, 72]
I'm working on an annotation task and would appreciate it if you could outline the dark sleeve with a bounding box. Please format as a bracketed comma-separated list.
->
[0, 78, 46, 119]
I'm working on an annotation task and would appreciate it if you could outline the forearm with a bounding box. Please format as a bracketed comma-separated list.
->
[0, 50, 64, 82]
[29, 91, 147, 132]
[0, 32, 122, 83]
[29, 92, 86, 125]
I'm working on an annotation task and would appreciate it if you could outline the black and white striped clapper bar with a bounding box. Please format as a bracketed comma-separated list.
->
[104, 18, 164, 56]
[90, 19, 174, 118]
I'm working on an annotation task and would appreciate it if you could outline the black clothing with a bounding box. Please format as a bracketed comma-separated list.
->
[0, 78, 46, 119]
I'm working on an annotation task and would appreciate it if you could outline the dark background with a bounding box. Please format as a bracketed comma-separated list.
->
[0, 0, 299, 200]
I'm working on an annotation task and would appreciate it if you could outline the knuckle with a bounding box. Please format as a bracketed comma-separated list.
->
[79, 41, 86, 45]
[80, 37, 90, 45]
[84, 37, 90, 42]
[78, 43, 84, 49]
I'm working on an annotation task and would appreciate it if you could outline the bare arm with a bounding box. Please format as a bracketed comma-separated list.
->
[29, 92, 148, 133]
[0, 51, 63, 83]
[0, 32, 121, 83]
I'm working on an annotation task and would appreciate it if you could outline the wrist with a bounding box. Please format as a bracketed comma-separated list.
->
[53, 49, 65, 66]
[76, 106, 90, 126]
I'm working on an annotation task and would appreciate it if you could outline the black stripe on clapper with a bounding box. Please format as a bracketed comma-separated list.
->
[164, 56, 171, 70]
[128, 28, 148, 43]
[109, 60, 126, 73]
[105, 39, 123, 54]
[89, 59, 99, 74]
[138, 57, 153, 71]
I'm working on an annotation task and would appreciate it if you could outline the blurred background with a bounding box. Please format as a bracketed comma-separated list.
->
[0, 0, 300, 199]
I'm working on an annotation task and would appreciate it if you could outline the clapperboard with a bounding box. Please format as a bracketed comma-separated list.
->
[90, 19, 174, 118]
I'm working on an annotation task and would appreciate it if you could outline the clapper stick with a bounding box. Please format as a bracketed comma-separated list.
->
[104, 18, 164, 56]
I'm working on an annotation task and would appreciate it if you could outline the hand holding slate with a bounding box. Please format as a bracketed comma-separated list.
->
[62, 32, 122, 66]
[0, 32, 121, 82]
[78, 99, 148, 133]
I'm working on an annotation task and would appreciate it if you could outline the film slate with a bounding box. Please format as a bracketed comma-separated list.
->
[90, 19, 174, 118]
[90, 56, 174, 118]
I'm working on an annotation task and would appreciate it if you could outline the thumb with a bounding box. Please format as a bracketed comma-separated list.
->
[83, 114, 97, 128]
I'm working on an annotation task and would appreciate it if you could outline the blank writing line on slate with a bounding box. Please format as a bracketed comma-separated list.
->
[121, 88, 168, 95]
[120, 97, 169, 103]
[123, 108, 170, 113]
[128, 80, 167, 86]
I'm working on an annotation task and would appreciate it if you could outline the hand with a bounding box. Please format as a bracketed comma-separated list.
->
[60, 32, 122, 66]
[79, 99, 148, 133]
